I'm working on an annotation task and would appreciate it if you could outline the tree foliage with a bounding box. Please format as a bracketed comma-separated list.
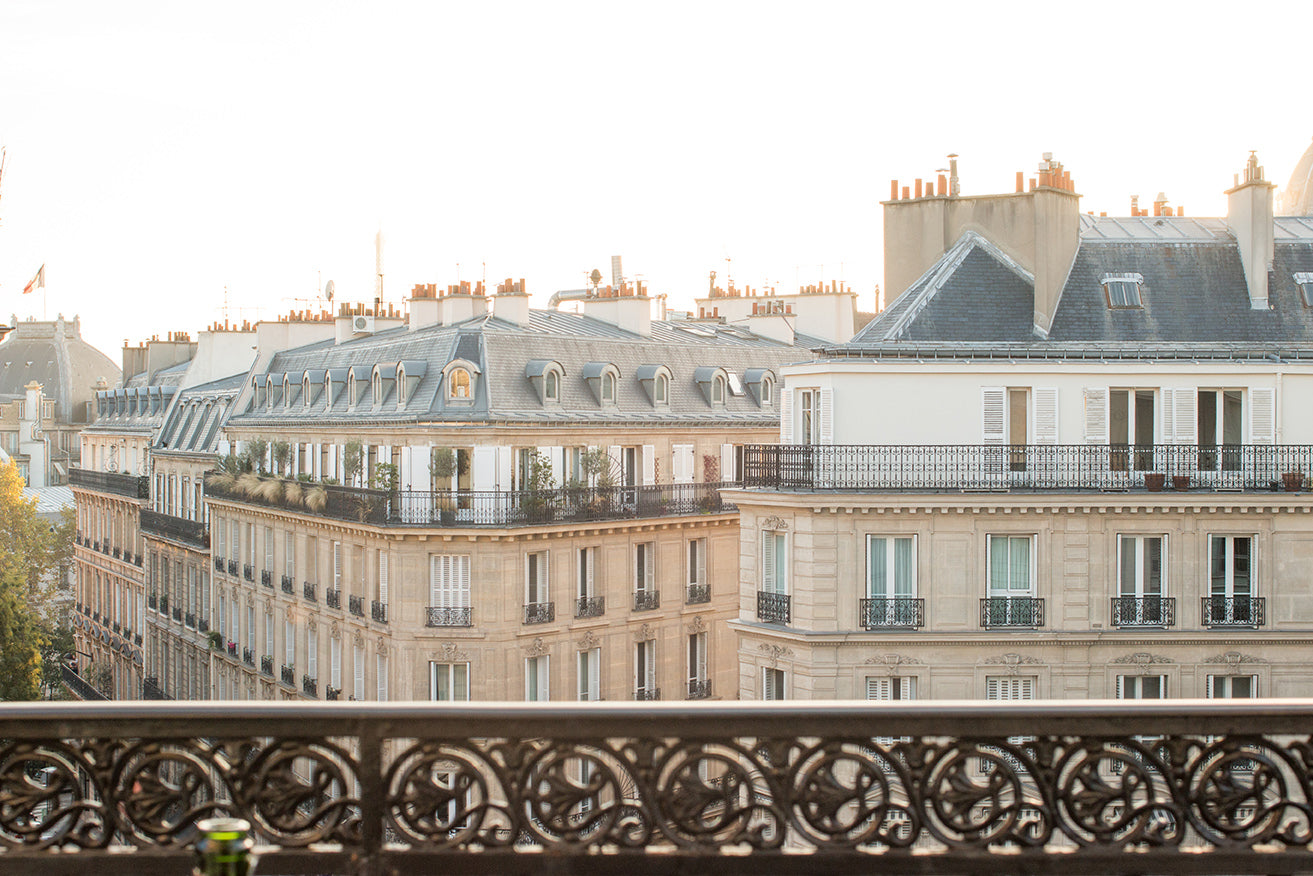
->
[0, 459, 60, 701]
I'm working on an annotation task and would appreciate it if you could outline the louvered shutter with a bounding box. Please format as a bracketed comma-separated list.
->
[399, 446, 413, 490]
[982, 387, 1006, 445]
[378, 551, 388, 605]
[720, 443, 735, 484]
[325, 444, 338, 481]
[1083, 388, 1109, 443]
[1115, 675, 1124, 699]
[819, 388, 834, 445]
[332, 542, 342, 590]
[1205, 675, 1216, 699]
[471, 445, 497, 490]
[673, 445, 694, 484]
[761, 533, 776, 592]
[1173, 388, 1196, 443]
[608, 446, 623, 483]
[353, 646, 365, 699]
[285, 620, 295, 665]
[1250, 387, 1275, 443]
[330, 638, 342, 687]
[496, 446, 513, 491]
[986, 676, 999, 700]
[311, 443, 321, 480]
[867, 676, 892, 700]
[641, 445, 656, 485]
[1034, 388, 1058, 444]
[763, 668, 778, 701]
[377, 655, 388, 702]
[780, 388, 793, 443]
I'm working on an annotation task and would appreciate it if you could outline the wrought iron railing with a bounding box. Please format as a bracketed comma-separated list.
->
[686, 584, 710, 605]
[980, 596, 1045, 627]
[214, 556, 225, 572]
[281, 574, 294, 595]
[524, 602, 555, 625]
[426, 606, 472, 627]
[635, 687, 661, 701]
[326, 589, 341, 609]
[575, 596, 604, 619]
[260, 655, 274, 677]
[261, 570, 273, 588]
[325, 685, 341, 700]
[756, 591, 790, 624]
[742, 443, 1313, 492]
[304, 581, 317, 602]
[302, 675, 318, 697]
[371, 601, 387, 623]
[227, 559, 237, 576]
[859, 596, 925, 629]
[281, 664, 295, 686]
[633, 590, 660, 612]
[184, 611, 196, 629]
[243, 564, 254, 582]
[348, 595, 365, 617]
[158, 595, 168, 614]
[1111, 596, 1177, 627]
[171, 606, 182, 623]
[59, 664, 106, 701]
[197, 618, 209, 633]
[687, 679, 712, 699]
[140, 676, 169, 700]
[69, 467, 150, 499]
[139, 509, 209, 548]
[1202, 595, 1266, 626]
[243, 648, 254, 667]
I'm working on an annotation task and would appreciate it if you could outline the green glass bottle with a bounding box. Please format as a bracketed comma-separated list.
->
[193, 817, 254, 876]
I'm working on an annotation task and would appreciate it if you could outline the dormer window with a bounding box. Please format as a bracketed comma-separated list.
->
[712, 375, 726, 403]
[693, 366, 730, 407]
[303, 375, 312, 406]
[525, 360, 565, 405]
[396, 360, 426, 409]
[1101, 273, 1144, 309]
[347, 366, 371, 407]
[761, 376, 773, 405]
[581, 362, 621, 406]
[635, 364, 671, 407]
[602, 372, 616, 402]
[372, 372, 382, 402]
[545, 370, 559, 402]
[1295, 272, 1313, 307]
[655, 373, 668, 404]
[450, 368, 471, 399]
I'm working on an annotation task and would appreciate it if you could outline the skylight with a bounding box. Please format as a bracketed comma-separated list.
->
[1295, 272, 1313, 307]
[1101, 273, 1144, 309]
[726, 373, 744, 396]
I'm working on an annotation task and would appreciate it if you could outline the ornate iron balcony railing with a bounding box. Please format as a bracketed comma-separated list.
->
[425, 606, 473, 627]
[242, 648, 254, 667]
[348, 595, 365, 617]
[280, 664, 295, 686]
[302, 675, 318, 697]
[1202, 595, 1266, 626]
[304, 581, 317, 602]
[281, 574, 294, 595]
[69, 466, 150, 499]
[1111, 596, 1177, 626]
[243, 564, 254, 582]
[260, 655, 274, 676]
[171, 606, 182, 623]
[325, 685, 341, 701]
[158, 595, 169, 613]
[213, 556, 225, 572]
[197, 618, 209, 633]
[227, 559, 238, 576]
[370, 601, 387, 623]
[575, 596, 605, 619]
[184, 612, 196, 629]
[9, 701, 1313, 873]
[756, 591, 790, 624]
[261, 569, 273, 588]
[59, 664, 106, 701]
[633, 590, 660, 612]
[326, 589, 341, 610]
[686, 584, 711, 605]
[524, 602, 555, 625]
[980, 596, 1045, 627]
[859, 596, 925, 629]
[139, 509, 209, 549]
[742, 442, 1313, 492]
[687, 679, 712, 699]
[635, 687, 661, 701]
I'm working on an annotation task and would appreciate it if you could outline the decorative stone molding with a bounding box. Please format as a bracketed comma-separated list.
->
[352, 630, 364, 648]
[983, 653, 1042, 674]
[376, 636, 387, 656]
[431, 643, 469, 663]
[524, 637, 549, 658]
[1111, 652, 1172, 666]
[1204, 651, 1266, 665]
[306, 618, 316, 632]
[578, 630, 599, 651]
[758, 643, 794, 667]
[760, 515, 789, 531]
[330, 622, 340, 641]
[635, 623, 655, 642]
[687, 616, 707, 635]
[864, 653, 922, 672]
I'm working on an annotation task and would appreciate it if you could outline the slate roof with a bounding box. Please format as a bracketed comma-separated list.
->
[841, 216, 1313, 357]
[0, 317, 119, 422]
[228, 311, 811, 428]
[154, 372, 245, 455]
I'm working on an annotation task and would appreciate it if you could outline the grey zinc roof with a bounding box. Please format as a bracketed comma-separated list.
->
[154, 372, 244, 454]
[228, 310, 810, 428]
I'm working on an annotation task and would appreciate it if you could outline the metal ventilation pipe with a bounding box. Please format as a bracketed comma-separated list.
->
[547, 289, 595, 310]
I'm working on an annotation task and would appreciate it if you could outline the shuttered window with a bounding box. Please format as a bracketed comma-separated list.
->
[688, 633, 708, 684]
[432, 662, 470, 701]
[1249, 387, 1275, 443]
[307, 628, 317, 682]
[330, 637, 342, 688]
[377, 654, 388, 702]
[985, 676, 1035, 700]
[635, 543, 655, 594]
[867, 676, 916, 700]
[430, 555, 471, 608]
[378, 550, 389, 605]
[1116, 675, 1164, 698]
[635, 641, 656, 695]
[687, 539, 706, 587]
[1083, 388, 1109, 443]
[578, 649, 600, 701]
[353, 645, 365, 700]
[763, 668, 786, 700]
[526, 655, 550, 702]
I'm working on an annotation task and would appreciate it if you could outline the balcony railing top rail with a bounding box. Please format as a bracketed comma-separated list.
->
[205, 476, 737, 528]
[7, 701, 1313, 875]
[742, 443, 1313, 492]
[69, 467, 150, 500]
[138, 508, 208, 548]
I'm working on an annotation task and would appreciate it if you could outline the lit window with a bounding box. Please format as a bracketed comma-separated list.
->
[449, 368, 471, 399]
[1101, 273, 1144, 308]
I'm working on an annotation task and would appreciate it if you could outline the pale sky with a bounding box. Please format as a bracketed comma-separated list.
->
[1, 1, 1309, 360]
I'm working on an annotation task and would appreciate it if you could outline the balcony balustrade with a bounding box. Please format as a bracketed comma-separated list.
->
[172, 606, 182, 623]
[198, 618, 209, 633]
[371, 601, 388, 623]
[635, 688, 661, 701]
[281, 574, 294, 595]
[69, 466, 150, 499]
[226, 641, 238, 658]
[687, 679, 712, 699]
[8, 700, 1313, 874]
[686, 584, 710, 605]
[575, 596, 605, 619]
[326, 589, 341, 610]
[59, 664, 106, 701]
[303, 581, 317, 602]
[227, 560, 238, 576]
[261, 569, 273, 588]
[859, 596, 926, 629]
[185, 611, 196, 629]
[243, 564, 254, 582]
[214, 556, 225, 572]
[348, 595, 365, 617]
[139, 508, 209, 549]
[261, 655, 274, 676]
[524, 602, 555, 625]
[426, 606, 472, 627]
[111, 547, 121, 560]
[980, 596, 1045, 627]
[1110, 596, 1177, 627]
[742, 442, 1313, 492]
[325, 686, 341, 700]
[634, 589, 660, 612]
[281, 664, 295, 686]
[756, 591, 791, 624]
[1202, 595, 1266, 626]
[134, 634, 142, 647]
[140, 676, 169, 700]
[302, 675, 318, 697]
[243, 648, 254, 667]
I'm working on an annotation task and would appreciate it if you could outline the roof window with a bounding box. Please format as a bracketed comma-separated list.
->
[1295, 272, 1313, 307]
[635, 364, 672, 407]
[1101, 273, 1144, 309]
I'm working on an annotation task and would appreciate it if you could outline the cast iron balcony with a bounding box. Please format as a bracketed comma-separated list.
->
[348, 595, 365, 617]
[686, 584, 711, 605]
[261, 655, 274, 677]
[426, 606, 472, 627]
[687, 679, 712, 699]
[1110, 596, 1177, 627]
[214, 556, 225, 572]
[141, 676, 170, 700]
[227, 560, 238, 576]
[371, 601, 388, 623]
[139, 509, 209, 550]
[635, 688, 661, 701]
[326, 588, 341, 609]
[1202, 595, 1266, 627]
[634, 590, 660, 612]
[756, 591, 791, 624]
[261, 569, 273, 588]
[243, 648, 255, 667]
[158, 595, 169, 614]
[325, 685, 341, 700]
[524, 602, 555, 625]
[244, 564, 254, 582]
[980, 596, 1045, 627]
[281, 664, 295, 686]
[185, 612, 196, 629]
[859, 596, 926, 629]
[69, 466, 150, 499]
[575, 596, 605, 618]
[303, 581, 317, 602]
[281, 574, 294, 595]
[302, 675, 318, 697]
[172, 606, 182, 623]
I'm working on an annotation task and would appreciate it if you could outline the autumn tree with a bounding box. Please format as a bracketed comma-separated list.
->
[0, 459, 64, 700]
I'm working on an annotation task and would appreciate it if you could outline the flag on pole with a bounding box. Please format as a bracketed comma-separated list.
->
[23, 265, 44, 295]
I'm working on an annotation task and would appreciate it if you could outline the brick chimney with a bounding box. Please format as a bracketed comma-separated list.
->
[1226, 152, 1277, 310]
[492, 278, 530, 326]
[581, 283, 652, 336]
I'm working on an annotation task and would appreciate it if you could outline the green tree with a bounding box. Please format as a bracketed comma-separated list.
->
[0, 569, 43, 700]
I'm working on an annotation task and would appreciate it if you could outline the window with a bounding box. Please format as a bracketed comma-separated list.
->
[264, 610, 274, 657]
[330, 637, 342, 689]
[866, 535, 917, 627]
[711, 375, 725, 404]
[526, 655, 550, 701]
[1117, 675, 1165, 699]
[601, 371, 616, 403]
[763, 667, 786, 700]
[431, 662, 470, 701]
[634, 542, 656, 609]
[284, 619, 295, 667]
[867, 676, 916, 701]
[687, 538, 706, 588]
[654, 373, 668, 404]
[1119, 536, 1163, 598]
[800, 389, 822, 444]
[1298, 273, 1313, 307]
[988, 535, 1033, 595]
[377, 654, 388, 702]
[1207, 535, 1257, 625]
[1109, 388, 1156, 471]
[578, 648, 600, 701]
[377, 550, 389, 606]
[1197, 389, 1243, 471]
[332, 541, 342, 592]
[430, 555, 471, 621]
[986, 676, 1036, 701]
[264, 526, 274, 574]
[526, 551, 550, 605]
[688, 632, 708, 693]
[635, 640, 656, 698]
[353, 645, 365, 700]
[545, 369, 560, 402]
[761, 531, 787, 594]
[284, 532, 295, 579]
[577, 548, 595, 600]
[307, 628, 317, 683]
[1208, 675, 1256, 698]
[1101, 273, 1144, 308]
[760, 375, 773, 406]
[449, 368, 471, 400]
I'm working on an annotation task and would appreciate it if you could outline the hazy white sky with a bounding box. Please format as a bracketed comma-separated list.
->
[1, 1, 1309, 358]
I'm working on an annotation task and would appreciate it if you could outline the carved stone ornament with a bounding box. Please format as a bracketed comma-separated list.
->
[330, 622, 341, 641]
[760, 515, 789, 531]
[983, 653, 1042, 674]
[687, 616, 707, 635]
[432, 643, 468, 663]
[352, 630, 364, 648]
[376, 636, 387, 656]
[578, 630, 599, 651]
[864, 653, 923, 673]
[1111, 652, 1172, 666]
[758, 643, 794, 667]
[635, 623, 656, 642]
[245, 593, 255, 607]
[524, 637, 549, 658]
[306, 618, 316, 632]
[264, 597, 273, 613]
[1204, 651, 1266, 665]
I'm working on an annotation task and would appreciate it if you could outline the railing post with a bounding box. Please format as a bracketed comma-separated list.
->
[357, 718, 384, 876]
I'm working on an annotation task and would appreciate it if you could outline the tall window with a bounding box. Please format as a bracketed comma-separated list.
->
[687, 633, 708, 690]
[987, 535, 1033, 596]
[1117, 675, 1165, 699]
[1208, 675, 1256, 698]
[711, 375, 725, 404]
[431, 662, 470, 701]
[654, 373, 668, 404]
[763, 667, 786, 700]
[634, 542, 655, 594]
[867, 676, 916, 700]
[377, 550, 389, 605]
[544, 370, 560, 402]
[307, 628, 317, 684]
[526, 655, 550, 701]
[761, 531, 787, 594]
[635, 640, 656, 698]
[332, 541, 342, 592]
[1208, 535, 1255, 625]
[376, 654, 388, 702]
[1118, 536, 1163, 598]
[264, 526, 274, 573]
[601, 372, 616, 403]
[284, 620, 295, 667]
[578, 649, 600, 701]
[687, 538, 706, 588]
[1110, 388, 1156, 471]
[330, 637, 342, 689]
[284, 532, 295, 579]
[526, 551, 550, 605]
[430, 555, 471, 611]
[577, 547, 595, 600]
[353, 644, 365, 700]
[868, 535, 915, 598]
[799, 389, 822, 445]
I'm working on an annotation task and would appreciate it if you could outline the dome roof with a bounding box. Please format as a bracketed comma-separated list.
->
[1283, 137, 1313, 215]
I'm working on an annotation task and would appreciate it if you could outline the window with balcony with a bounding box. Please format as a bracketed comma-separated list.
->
[578, 648, 600, 702]
[526, 655, 550, 702]
[763, 667, 786, 700]
[576, 547, 602, 618]
[686, 538, 709, 604]
[330, 637, 342, 693]
[863, 535, 920, 628]
[983, 535, 1040, 627]
[758, 531, 789, 623]
[687, 632, 709, 699]
[1117, 675, 1165, 699]
[634, 542, 657, 610]
[431, 662, 470, 701]
[635, 639, 657, 700]
[1206, 535, 1260, 626]
[799, 388, 825, 445]
[1113, 535, 1171, 626]
[525, 551, 553, 624]
[428, 554, 471, 627]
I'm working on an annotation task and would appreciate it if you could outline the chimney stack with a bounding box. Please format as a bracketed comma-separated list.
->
[493, 278, 531, 326]
[1226, 151, 1277, 310]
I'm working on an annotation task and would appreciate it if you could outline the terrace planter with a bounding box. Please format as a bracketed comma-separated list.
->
[1172, 475, 1191, 491]
[1283, 472, 1305, 493]
[1145, 473, 1166, 492]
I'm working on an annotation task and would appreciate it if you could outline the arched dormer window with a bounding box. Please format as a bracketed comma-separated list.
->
[693, 366, 729, 407]
[524, 360, 565, 405]
[581, 362, 620, 407]
[656, 373, 668, 404]
[450, 368, 471, 399]
[712, 374, 726, 404]
[545, 370, 559, 402]
[302, 375, 312, 406]
[635, 364, 672, 407]
[744, 368, 775, 407]
[396, 360, 426, 409]
[372, 371, 382, 402]
[761, 375, 773, 405]
[347, 371, 357, 406]
[347, 365, 370, 407]
[602, 372, 617, 402]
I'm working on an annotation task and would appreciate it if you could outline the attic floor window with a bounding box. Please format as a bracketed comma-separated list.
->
[1103, 278, 1143, 309]
[1296, 274, 1313, 307]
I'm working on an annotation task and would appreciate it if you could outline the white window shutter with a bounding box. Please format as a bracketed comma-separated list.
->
[641, 445, 656, 485]
[1034, 387, 1058, 444]
[1115, 675, 1125, 699]
[353, 646, 365, 698]
[673, 445, 694, 484]
[330, 638, 341, 688]
[720, 443, 735, 483]
[1205, 674, 1216, 698]
[867, 676, 891, 700]
[377, 655, 388, 702]
[307, 628, 317, 681]
[325, 443, 338, 480]
[496, 446, 513, 491]
[763, 668, 777, 701]
[780, 388, 793, 443]
[986, 676, 999, 699]
[378, 551, 388, 604]
[1083, 388, 1109, 443]
[819, 388, 834, 445]
[1172, 388, 1196, 444]
[471, 445, 497, 491]
[1161, 388, 1176, 443]
[589, 650, 600, 700]
[1250, 387, 1275, 443]
[982, 387, 1006, 445]
[398, 446, 413, 490]
[541, 446, 562, 486]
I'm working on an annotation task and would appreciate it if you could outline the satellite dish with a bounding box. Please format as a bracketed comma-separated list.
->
[324, 280, 335, 301]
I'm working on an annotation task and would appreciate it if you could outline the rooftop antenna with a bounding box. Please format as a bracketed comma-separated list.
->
[947, 153, 960, 197]
[374, 229, 384, 312]
[324, 280, 335, 302]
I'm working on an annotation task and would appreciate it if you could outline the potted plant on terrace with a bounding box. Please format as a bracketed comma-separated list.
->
[1144, 473, 1166, 492]
[1282, 469, 1305, 492]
